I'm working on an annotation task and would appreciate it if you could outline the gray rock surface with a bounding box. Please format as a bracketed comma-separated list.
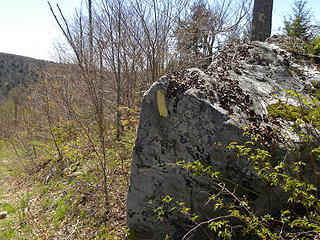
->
[127, 40, 320, 239]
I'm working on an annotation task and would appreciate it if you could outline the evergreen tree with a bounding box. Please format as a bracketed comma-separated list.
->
[175, 0, 214, 67]
[284, 0, 313, 42]
[175, 0, 251, 66]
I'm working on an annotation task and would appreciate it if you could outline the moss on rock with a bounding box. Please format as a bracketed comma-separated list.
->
[267, 102, 320, 128]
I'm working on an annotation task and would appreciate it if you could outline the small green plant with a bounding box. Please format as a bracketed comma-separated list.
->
[0, 203, 16, 215]
[52, 192, 73, 228]
[0, 220, 17, 240]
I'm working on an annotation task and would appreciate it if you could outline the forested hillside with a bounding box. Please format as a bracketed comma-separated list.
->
[0, 53, 53, 96]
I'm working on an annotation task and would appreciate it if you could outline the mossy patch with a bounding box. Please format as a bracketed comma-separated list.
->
[267, 102, 320, 128]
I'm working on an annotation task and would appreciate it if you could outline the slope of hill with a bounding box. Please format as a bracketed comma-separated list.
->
[0, 52, 54, 96]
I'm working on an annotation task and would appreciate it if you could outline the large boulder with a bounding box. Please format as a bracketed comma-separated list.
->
[127, 39, 320, 239]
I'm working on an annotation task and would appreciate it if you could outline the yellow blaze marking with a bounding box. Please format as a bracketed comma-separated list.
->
[157, 90, 169, 117]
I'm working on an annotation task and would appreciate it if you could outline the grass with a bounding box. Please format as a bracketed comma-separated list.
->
[0, 130, 134, 240]
[0, 142, 32, 240]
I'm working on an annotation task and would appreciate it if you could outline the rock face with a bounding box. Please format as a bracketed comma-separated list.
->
[127, 39, 320, 239]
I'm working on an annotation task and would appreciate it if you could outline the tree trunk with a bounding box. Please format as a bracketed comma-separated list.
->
[251, 0, 273, 41]
[88, 0, 93, 64]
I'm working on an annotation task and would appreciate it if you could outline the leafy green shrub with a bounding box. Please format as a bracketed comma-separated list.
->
[159, 141, 319, 239]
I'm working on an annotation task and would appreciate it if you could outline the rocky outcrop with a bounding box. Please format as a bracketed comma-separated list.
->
[127, 39, 320, 239]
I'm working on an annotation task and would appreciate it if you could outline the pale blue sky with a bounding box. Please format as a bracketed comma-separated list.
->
[0, 0, 82, 60]
[0, 0, 319, 61]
